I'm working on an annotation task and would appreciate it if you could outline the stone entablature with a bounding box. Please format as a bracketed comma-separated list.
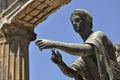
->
[0, 0, 71, 28]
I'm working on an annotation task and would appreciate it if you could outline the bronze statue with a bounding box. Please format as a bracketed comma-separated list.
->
[115, 44, 120, 64]
[36, 9, 120, 80]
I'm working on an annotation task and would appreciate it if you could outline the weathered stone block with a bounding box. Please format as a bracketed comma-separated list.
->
[0, 0, 71, 28]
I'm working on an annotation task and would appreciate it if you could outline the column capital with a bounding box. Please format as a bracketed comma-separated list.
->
[0, 23, 36, 43]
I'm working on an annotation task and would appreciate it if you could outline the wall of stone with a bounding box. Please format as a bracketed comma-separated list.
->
[0, 0, 29, 13]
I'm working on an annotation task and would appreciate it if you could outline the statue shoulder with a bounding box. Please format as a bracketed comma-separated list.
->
[94, 31, 105, 35]
[89, 31, 105, 39]
[92, 31, 107, 39]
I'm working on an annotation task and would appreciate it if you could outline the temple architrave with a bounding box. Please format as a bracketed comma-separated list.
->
[0, 0, 71, 80]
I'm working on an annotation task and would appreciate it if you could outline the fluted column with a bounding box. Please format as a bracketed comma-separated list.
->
[0, 23, 36, 80]
[0, 0, 71, 80]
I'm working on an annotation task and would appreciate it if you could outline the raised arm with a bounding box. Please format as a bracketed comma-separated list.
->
[36, 39, 94, 56]
[51, 49, 83, 80]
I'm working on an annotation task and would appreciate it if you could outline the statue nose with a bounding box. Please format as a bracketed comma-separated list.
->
[72, 20, 76, 25]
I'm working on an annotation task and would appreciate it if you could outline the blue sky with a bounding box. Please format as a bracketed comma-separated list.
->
[29, 0, 120, 80]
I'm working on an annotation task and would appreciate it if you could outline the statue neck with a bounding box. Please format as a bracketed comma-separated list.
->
[79, 30, 93, 42]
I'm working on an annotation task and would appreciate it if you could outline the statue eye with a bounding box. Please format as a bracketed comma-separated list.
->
[74, 18, 81, 22]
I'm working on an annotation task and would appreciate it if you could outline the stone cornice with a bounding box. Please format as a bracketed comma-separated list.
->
[0, 0, 71, 28]
[0, 23, 36, 42]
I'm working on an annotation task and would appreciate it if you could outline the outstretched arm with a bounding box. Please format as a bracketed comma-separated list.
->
[36, 39, 94, 56]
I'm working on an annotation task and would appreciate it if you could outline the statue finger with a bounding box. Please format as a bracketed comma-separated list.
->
[56, 50, 60, 54]
[55, 50, 61, 56]
[51, 48, 55, 53]
[38, 43, 45, 47]
[51, 52, 57, 58]
[52, 50, 59, 56]
[39, 45, 46, 49]
[36, 41, 44, 46]
[35, 40, 43, 45]
[51, 49, 59, 55]
[36, 42, 45, 51]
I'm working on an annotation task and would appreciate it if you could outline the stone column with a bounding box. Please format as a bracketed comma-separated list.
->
[0, 23, 36, 80]
[0, 0, 71, 80]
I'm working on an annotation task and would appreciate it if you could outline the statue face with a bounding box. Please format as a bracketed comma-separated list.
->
[71, 14, 85, 33]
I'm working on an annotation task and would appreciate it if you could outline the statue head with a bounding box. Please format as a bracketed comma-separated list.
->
[70, 9, 93, 33]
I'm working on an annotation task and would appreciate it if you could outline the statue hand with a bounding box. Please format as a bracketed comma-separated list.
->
[36, 39, 55, 51]
[51, 49, 62, 65]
